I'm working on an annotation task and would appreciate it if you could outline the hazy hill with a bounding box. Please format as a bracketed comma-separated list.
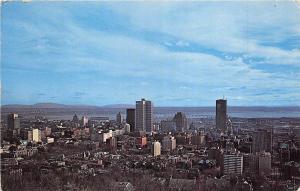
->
[1, 103, 134, 109]
[101, 104, 135, 108]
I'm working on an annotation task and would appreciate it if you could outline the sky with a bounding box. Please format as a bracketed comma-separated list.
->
[1, 1, 300, 106]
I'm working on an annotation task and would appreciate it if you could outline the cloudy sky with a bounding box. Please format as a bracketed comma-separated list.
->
[2, 1, 300, 106]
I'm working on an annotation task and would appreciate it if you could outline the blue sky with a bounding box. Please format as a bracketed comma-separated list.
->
[1, 1, 300, 106]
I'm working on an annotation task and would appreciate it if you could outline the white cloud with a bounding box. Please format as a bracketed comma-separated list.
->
[175, 40, 189, 47]
[110, 1, 300, 66]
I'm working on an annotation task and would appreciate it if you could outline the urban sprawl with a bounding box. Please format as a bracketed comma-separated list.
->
[1, 98, 300, 191]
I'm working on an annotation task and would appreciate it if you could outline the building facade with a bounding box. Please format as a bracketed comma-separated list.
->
[191, 133, 206, 146]
[259, 152, 272, 176]
[81, 116, 89, 127]
[252, 128, 273, 153]
[162, 135, 176, 152]
[7, 113, 20, 130]
[32, 128, 41, 142]
[160, 120, 176, 133]
[221, 154, 243, 175]
[126, 108, 135, 132]
[116, 112, 122, 126]
[216, 99, 227, 132]
[173, 112, 188, 132]
[135, 98, 153, 132]
[152, 141, 161, 157]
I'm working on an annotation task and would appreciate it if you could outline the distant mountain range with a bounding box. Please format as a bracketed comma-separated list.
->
[2, 102, 300, 109]
[101, 104, 135, 108]
[1, 103, 135, 109]
[1, 103, 300, 119]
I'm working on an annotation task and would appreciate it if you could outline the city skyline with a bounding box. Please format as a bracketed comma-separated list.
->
[2, 1, 300, 106]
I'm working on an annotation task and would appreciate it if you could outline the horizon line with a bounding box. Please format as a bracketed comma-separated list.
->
[1, 102, 300, 108]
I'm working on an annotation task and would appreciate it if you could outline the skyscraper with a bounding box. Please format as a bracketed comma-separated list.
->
[221, 153, 243, 175]
[32, 128, 41, 142]
[135, 98, 153, 132]
[258, 152, 272, 176]
[173, 112, 188, 132]
[126, 108, 135, 132]
[216, 99, 227, 132]
[116, 112, 122, 126]
[252, 128, 273, 153]
[72, 114, 79, 123]
[243, 153, 259, 176]
[7, 113, 20, 130]
[152, 141, 161, 157]
[81, 116, 89, 127]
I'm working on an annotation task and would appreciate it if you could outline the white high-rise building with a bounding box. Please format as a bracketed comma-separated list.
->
[32, 128, 41, 142]
[82, 116, 89, 127]
[135, 98, 153, 132]
[222, 154, 243, 175]
[152, 141, 161, 157]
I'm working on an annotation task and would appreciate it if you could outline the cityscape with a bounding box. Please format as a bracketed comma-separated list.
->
[1, 1, 300, 191]
[1, 99, 300, 190]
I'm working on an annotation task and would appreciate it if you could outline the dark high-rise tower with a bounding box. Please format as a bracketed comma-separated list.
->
[135, 98, 153, 132]
[72, 114, 79, 123]
[126, 108, 135, 132]
[116, 112, 122, 126]
[173, 112, 188, 132]
[7, 113, 20, 129]
[216, 99, 227, 132]
[252, 128, 273, 153]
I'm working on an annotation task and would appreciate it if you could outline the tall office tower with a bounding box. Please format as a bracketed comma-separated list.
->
[216, 99, 227, 132]
[221, 154, 243, 175]
[152, 141, 161, 157]
[27, 130, 33, 141]
[32, 128, 41, 142]
[258, 152, 272, 176]
[135, 98, 153, 132]
[173, 112, 188, 132]
[279, 144, 290, 163]
[116, 112, 122, 126]
[7, 113, 20, 129]
[81, 116, 89, 127]
[72, 114, 79, 123]
[252, 128, 273, 153]
[243, 153, 259, 176]
[126, 109, 135, 132]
